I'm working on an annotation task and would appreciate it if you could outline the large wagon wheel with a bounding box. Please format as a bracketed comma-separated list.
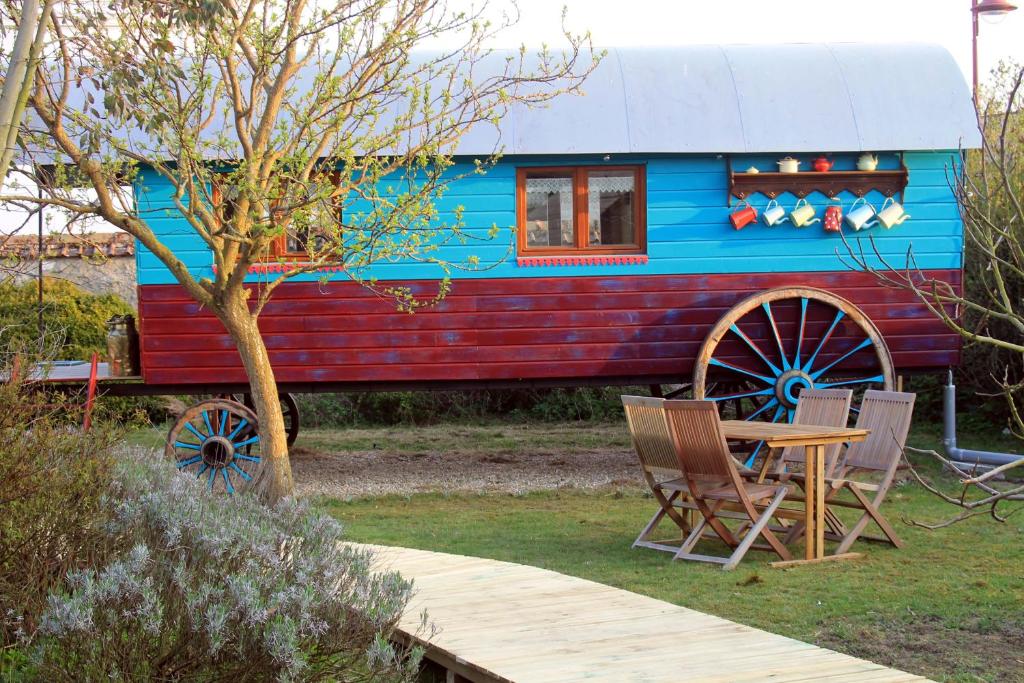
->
[238, 392, 300, 447]
[165, 398, 263, 494]
[693, 287, 894, 463]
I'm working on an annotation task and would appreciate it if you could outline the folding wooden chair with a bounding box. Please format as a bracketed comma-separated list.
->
[757, 388, 853, 482]
[785, 390, 915, 553]
[662, 400, 801, 570]
[621, 395, 693, 553]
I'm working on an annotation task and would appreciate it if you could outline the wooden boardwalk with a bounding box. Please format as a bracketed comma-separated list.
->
[357, 544, 931, 683]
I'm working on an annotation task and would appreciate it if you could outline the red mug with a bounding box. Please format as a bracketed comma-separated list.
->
[824, 204, 843, 233]
[730, 203, 758, 230]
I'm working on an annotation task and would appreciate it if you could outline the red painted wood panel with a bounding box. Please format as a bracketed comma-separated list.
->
[137, 271, 962, 387]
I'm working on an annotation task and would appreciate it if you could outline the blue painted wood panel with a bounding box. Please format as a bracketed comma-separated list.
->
[134, 151, 962, 285]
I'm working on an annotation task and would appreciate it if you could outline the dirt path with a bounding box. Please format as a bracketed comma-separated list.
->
[289, 423, 642, 498]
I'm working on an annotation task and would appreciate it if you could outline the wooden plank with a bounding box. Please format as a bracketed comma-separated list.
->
[136, 269, 962, 387]
[352, 544, 932, 683]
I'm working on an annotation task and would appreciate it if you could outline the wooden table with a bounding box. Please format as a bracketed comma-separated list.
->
[720, 420, 869, 565]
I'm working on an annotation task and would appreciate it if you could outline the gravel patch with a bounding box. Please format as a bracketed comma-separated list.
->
[291, 444, 641, 499]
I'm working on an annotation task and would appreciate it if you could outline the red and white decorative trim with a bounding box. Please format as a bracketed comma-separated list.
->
[516, 254, 649, 268]
[212, 262, 347, 274]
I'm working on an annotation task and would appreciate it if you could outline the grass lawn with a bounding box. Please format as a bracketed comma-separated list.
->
[313, 418, 1024, 683]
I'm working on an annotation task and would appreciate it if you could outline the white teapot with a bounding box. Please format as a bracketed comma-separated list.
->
[857, 153, 879, 171]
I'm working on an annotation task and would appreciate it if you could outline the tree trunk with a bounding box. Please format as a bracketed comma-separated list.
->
[219, 292, 294, 502]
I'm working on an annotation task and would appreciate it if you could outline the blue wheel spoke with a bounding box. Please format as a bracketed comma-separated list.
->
[706, 388, 775, 402]
[809, 338, 874, 381]
[742, 406, 786, 468]
[786, 408, 795, 422]
[201, 410, 214, 438]
[184, 422, 206, 441]
[218, 409, 229, 436]
[744, 440, 766, 468]
[816, 374, 885, 388]
[176, 455, 202, 468]
[234, 453, 261, 463]
[221, 469, 235, 495]
[174, 441, 201, 451]
[196, 463, 208, 478]
[802, 309, 845, 372]
[762, 302, 791, 371]
[233, 436, 260, 449]
[794, 297, 808, 369]
[207, 467, 217, 490]
[727, 324, 783, 376]
[744, 397, 780, 422]
[229, 462, 253, 482]
[708, 358, 776, 385]
[227, 419, 250, 441]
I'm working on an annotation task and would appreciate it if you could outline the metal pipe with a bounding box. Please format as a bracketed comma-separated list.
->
[943, 370, 1023, 467]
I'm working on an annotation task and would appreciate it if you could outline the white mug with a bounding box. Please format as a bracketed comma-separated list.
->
[789, 198, 820, 227]
[762, 199, 789, 227]
[844, 198, 877, 231]
[876, 197, 910, 229]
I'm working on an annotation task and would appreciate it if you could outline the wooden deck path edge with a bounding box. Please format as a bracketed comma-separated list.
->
[351, 543, 933, 683]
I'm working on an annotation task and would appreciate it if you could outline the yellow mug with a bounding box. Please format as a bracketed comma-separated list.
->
[789, 198, 820, 228]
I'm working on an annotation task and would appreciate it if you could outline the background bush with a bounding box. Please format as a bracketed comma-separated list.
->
[0, 278, 166, 425]
[0, 278, 131, 361]
[295, 386, 640, 428]
[34, 452, 420, 682]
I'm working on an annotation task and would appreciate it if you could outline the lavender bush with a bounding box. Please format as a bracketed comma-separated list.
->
[35, 451, 419, 682]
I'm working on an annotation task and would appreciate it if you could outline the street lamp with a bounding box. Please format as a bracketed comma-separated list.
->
[971, 0, 1018, 104]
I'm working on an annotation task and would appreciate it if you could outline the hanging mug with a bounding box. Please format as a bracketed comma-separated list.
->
[823, 202, 843, 233]
[876, 197, 910, 229]
[730, 201, 758, 230]
[762, 199, 789, 227]
[844, 197, 878, 231]
[789, 198, 820, 227]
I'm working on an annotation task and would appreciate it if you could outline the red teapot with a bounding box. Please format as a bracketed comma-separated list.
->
[812, 155, 833, 172]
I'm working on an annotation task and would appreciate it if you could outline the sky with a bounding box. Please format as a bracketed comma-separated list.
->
[487, 0, 1023, 86]
[3, 0, 1022, 235]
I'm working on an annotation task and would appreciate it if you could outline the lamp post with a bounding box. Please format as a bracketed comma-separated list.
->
[971, 0, 1018, 105]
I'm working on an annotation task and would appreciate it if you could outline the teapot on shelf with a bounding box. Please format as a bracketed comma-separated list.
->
[857, 152, 879, 171]
[812, 155, 833, 172]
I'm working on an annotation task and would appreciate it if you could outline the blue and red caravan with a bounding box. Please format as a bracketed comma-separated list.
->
[130, 43, 978, 448]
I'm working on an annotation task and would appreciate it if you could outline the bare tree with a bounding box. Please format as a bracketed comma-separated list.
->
[842, 62, 1023, 525]
[0, 0, 598, 500]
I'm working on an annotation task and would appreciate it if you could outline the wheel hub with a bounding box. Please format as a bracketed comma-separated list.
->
[775, 369, 814, 409]
[200, 436, 235, 468]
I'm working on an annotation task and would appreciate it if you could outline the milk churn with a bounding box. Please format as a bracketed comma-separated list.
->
[105, 314, 140, 376]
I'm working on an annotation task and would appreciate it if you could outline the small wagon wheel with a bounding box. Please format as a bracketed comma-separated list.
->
[165, 398, 263, 494]
[693, 287, 894, 462]
[237, 392, 300, 447]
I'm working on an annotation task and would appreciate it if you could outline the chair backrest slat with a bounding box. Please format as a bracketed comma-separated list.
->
[621, 395, 680, 480]
[779, 388, 853, 472]
[662, 400, 736, 482]
[844, 390, 916, 472]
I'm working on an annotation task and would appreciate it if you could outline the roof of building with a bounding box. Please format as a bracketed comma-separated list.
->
[464, 43, 981, 155]
[27, 43, 981, 164]
[0, 232, 134, 260]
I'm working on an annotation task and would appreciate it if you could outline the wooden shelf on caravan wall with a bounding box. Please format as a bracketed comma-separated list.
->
[728, 163, 909, 203]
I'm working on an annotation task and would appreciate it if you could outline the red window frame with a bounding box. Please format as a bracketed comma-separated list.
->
[516, 165, 646, 256]
[212, 172, 342, 260]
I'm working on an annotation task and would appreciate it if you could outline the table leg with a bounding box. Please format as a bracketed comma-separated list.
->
[814, 444, 825, 560]
[804, 444, 815, 561]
